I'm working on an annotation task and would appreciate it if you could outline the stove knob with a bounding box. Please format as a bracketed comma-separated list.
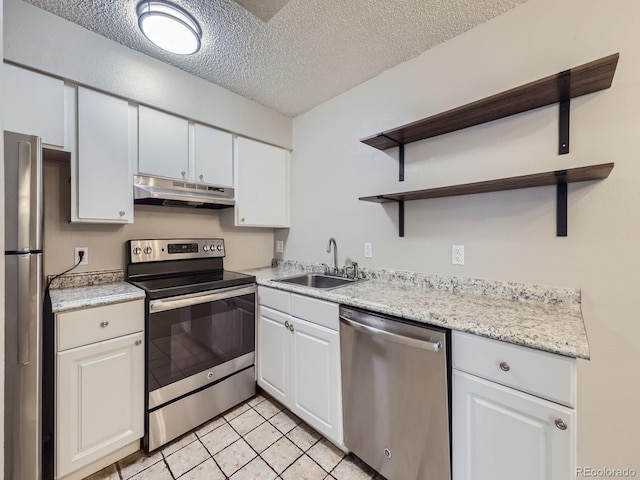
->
[144, 247, 153, 255]
[216, 245, 223, 251]
[133, 247, 142, 255]
[203, 245, 209, 252]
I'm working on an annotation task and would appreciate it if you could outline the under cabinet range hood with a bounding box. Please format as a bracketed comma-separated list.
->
[134, 174, 235, 209]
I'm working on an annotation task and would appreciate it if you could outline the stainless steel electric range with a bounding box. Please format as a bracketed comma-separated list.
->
[126, 238, 256, 451]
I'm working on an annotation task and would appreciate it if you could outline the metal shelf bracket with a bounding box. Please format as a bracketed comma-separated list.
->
[377, 196, 405, 237]
[556, 170, 568, 236]
[380, 135, 405, 181]
[558, 70, 571, 155]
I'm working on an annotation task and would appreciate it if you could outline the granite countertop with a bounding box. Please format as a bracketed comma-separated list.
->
[49, 282, 146, 313]
[242, 263, 589, 360]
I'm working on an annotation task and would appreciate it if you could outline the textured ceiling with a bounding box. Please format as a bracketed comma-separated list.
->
[22, 0, 527, 116]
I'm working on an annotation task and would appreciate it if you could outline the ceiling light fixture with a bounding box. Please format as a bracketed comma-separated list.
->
[137, 1, 202, 55]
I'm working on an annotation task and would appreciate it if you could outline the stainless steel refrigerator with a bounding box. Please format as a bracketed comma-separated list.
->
[4, 131, 43, 480]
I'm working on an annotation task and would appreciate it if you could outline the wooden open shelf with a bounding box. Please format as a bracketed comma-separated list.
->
[360, 163, 614, 237]
[359, 163, 614, 203]
[359, 54, 619, 236]
[361, 53, 619, 150]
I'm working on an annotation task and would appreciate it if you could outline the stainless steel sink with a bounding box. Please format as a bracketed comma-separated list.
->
[275, 273, 360, 290]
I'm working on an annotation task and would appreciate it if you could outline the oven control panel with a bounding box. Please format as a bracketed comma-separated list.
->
[129, 238, 225, 263]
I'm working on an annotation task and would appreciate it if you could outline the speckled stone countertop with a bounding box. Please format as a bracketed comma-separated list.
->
[242, 262, 589, 359]
[49, 282, 146, 313]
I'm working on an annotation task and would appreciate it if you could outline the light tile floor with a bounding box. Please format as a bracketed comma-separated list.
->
[83, 393, 385, 480]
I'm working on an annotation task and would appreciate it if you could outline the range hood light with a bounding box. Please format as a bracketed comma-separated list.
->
[137, 1, 202, 55]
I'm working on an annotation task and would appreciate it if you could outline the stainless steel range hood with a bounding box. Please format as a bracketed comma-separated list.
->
[134, 175, 235, 209]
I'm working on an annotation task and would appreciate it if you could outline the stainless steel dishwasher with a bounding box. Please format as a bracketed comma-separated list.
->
[340, 306, 451, 480]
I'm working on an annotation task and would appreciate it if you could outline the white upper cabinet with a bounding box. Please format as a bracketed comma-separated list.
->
[3, 63, 66, 148]
[233, 137, 290, 227]
[138, 105, 189, 180]
[75, 87, 134, 223]
[193, 123, 233, 187]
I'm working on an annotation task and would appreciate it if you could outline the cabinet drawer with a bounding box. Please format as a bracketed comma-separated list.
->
[57, 300, 144, 351]
[452, 331, 576, 407]
[290, 294, 339, 331]
[258, 286, 290, 313]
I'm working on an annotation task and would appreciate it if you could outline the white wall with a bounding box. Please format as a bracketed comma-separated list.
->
[284, 0, 640, 470]
[3, 0, 292, 149]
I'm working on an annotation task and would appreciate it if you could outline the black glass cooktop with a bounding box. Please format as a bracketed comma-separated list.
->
[129, 270, 255, 299]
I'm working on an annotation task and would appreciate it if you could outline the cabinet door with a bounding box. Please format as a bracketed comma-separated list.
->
[56, 332, 144, 478]
[257, 306, 290, 405]
[290, 316, 343, 445]
[3, 63, 65, 148]
[138, 105, 189, 179]
[234, 137, 290, 227]
[76, 87, 133, 222]
[194, 123, 233, 187]
[452, 370, 575, 480]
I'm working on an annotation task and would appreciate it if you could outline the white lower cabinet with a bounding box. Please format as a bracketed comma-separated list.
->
[56, 300, 144, 479]
[258, 306, 290, 405]
[289, 316, 340, 433]
[257, 287, 343, 445]
[452, 332, 576, 480]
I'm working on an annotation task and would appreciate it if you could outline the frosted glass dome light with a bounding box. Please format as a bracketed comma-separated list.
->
[137, 1, 202, 55]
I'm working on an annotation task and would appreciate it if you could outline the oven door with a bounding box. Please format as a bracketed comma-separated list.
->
[147, 284, 256, 410]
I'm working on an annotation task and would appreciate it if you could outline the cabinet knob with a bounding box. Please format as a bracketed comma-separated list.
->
[119, 210, 125, 217]
[100, 321, 109, 328]
[499, 361, 510, 372]
[135, 339, 142, 346]
[181, 171, 186, 178]
[199, 174, 204, 181]
[284, 320, 290, 328]
[555, 418, 567, 430]
[241, 218, 245, 223]
[289, 324, 294, 333]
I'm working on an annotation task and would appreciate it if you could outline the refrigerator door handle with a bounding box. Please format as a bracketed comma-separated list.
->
[17, 141, 32, 251]
[18, 255, 31, 365]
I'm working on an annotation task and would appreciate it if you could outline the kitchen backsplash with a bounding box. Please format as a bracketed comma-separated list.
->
[47, 269, 124, 290]
[271, 259, 581, 306]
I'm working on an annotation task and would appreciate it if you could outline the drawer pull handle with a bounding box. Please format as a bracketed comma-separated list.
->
[289, 324, 294, 333]
[135, 340, 142, 346]
[555, 418, 567, 430]
[100, 321, 109, 328]
[499, 361, 510, 372]
[284, 321, 290, 329]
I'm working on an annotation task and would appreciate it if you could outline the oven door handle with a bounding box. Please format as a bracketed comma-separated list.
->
[149, 284, 256, 313]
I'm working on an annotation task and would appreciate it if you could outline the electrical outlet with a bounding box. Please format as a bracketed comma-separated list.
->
[74, 247, 88, 266]
[275, 240, 284, 253]
[364, 242, 373, 258]
[452, 245, 464, 265]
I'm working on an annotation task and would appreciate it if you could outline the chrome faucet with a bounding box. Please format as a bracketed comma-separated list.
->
[346, 261, 359, 280]
[326, 238, 338, 274]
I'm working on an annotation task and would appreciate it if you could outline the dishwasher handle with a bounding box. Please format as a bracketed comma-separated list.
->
[340, 315, 442, 352]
